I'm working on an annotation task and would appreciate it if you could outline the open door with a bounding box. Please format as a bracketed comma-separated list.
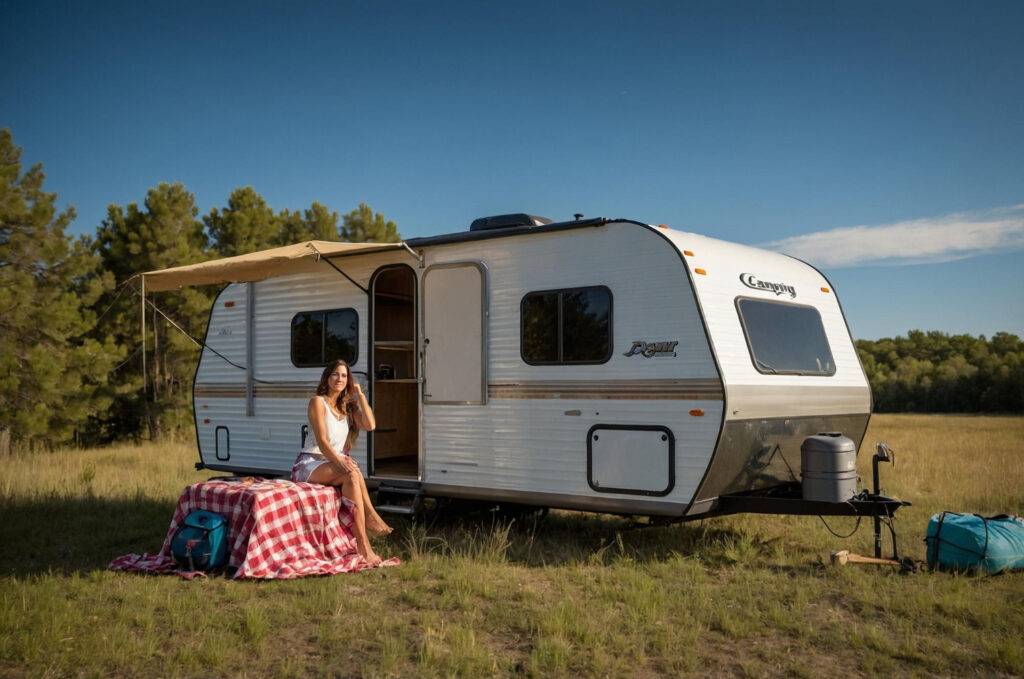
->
[422, 263, 487, 405]
[369, 266, 419, 478]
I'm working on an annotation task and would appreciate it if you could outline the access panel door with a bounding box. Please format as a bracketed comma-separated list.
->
[422, 263, 487, 405]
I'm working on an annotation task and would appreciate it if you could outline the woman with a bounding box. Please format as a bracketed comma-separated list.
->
[291, 359, 393, 566]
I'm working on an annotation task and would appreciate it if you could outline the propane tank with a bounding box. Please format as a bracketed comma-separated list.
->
[801, 432, 858, 502]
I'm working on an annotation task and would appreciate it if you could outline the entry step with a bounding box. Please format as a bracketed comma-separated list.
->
[376, 483, 424, 516]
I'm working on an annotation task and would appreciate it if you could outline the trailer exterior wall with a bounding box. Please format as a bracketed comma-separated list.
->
[191, 219, 868, 518]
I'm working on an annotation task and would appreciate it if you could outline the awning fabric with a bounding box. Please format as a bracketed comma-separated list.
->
[139, 241, 404, 291]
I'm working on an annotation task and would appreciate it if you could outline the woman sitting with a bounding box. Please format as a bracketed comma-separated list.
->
[291, 359, 393, 566]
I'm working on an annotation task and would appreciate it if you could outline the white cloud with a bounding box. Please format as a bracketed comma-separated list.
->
[762, 204, 1024, 268]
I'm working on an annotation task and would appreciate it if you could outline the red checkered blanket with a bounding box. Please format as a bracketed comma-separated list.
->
[109, 478, 398, 578]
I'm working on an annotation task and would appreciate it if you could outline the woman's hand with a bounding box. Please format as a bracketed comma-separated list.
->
[342, 455, 360, 473]
[349, 382, 376, 431]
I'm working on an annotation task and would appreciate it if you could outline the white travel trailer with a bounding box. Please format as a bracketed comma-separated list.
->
[142, 214, 903, 521]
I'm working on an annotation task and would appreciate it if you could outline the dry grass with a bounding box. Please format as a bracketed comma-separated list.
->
[1, 415, 1022, 677]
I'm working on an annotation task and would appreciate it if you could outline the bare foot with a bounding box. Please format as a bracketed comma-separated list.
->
[367, 514, 393, 536]
[356, 540, 383, 567]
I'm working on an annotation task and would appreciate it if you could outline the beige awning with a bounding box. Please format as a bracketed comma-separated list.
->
[139, 240, 405, 291]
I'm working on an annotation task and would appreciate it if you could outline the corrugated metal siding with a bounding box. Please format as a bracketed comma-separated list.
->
[423, 399, 723, 504]
[417, 222, 720, 506]
[194, 285, 249, 384]
[421, 223, 716, 382]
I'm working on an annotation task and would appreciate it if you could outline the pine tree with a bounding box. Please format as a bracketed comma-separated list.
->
[278, 201, 341, 243]
[204, 186, 280, 256]
[0, 128, 118, 445]
[341, 203, 400, 243]
[93, 182, 213, 441]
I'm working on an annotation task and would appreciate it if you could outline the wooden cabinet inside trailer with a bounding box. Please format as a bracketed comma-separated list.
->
[370, 266, 418, 478]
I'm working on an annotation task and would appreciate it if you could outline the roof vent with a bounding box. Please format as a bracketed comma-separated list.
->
[469, 213, 553, 232]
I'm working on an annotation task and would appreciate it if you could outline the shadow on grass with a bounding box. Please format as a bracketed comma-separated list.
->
[387, 500, 764, 569]
[0, 493, 775, 577]
[0, 494, 178, 576]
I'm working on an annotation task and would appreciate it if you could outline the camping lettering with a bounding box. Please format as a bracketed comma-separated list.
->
[740, 273, 796, 298]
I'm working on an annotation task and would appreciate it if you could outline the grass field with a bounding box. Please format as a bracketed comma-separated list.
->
[2, 414, 1022, 677]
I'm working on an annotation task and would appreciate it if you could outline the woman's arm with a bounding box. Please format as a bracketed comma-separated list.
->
[349, 383, 376, 431]
[307, 397, 358, 473]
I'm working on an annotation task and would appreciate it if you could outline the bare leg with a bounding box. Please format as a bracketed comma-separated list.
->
[308, 464, 381, 566]
[353, 473, 393, 535]
[340, 470, 382, 566]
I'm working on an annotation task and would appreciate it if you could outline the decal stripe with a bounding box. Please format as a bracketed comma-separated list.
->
[196, 383, 312, 399]
[196, 378, 724, 401]
[488, 379, 723, 400]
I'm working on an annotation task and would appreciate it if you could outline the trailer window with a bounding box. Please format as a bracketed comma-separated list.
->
[736, 298, 835, 375]
[521, 286, 612, 364]
[291, 308, 358, 367]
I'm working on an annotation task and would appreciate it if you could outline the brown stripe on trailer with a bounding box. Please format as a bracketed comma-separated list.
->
[488, 379, 723, 400]
[195, 383, 313, 399]
[195, 379, 725, 401]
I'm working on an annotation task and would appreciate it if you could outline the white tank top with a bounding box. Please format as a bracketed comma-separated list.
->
[302, 396, 350, 456]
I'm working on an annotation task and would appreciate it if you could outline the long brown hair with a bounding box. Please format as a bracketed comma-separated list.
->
[315, 359, 360, 449]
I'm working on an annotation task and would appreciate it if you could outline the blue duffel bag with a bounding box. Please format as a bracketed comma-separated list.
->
[925, 512, 1024, 574]
[170, 510, 229, 572]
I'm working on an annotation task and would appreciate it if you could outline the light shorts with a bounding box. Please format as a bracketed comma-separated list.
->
[290, 452, 330, 483]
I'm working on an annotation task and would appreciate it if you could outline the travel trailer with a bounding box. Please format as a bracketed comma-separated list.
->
[142, 214, 906, 522]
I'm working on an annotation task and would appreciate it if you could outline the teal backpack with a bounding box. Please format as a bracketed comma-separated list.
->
[170, 510, 229, 571]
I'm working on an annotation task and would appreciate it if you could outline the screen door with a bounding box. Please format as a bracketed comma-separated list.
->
[422, 263, 486, 405]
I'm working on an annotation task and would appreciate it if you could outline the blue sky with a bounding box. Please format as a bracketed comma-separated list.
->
[3, 0, 1022, 340]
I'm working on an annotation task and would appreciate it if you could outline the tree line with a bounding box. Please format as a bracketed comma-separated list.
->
[856, 331, 1023, 413]
[1, 128, 399, 449]
[2, 128, 1022, 450]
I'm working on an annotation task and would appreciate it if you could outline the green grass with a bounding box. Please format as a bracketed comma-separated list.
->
[1, 415, 1023, 677]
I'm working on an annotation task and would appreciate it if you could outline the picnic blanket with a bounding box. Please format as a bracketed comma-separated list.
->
[109, 477, 398, 578]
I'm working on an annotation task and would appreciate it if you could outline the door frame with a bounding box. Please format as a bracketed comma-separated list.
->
[367, 263, 422, 479]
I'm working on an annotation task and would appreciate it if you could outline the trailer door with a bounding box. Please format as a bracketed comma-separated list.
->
[422, 263, 487, 405]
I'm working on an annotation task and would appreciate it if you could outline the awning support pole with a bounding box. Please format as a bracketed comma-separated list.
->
[246, 282, 255, 416]
[317, 255, 369, 295]
[401, 242, 425, 268]
[140, 275, 146, 395]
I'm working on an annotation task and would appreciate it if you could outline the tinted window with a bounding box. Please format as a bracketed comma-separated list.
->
[521, 292, 559, 362]
[291, 308, 358, 367]
[522, 286, 612, 364]
[737, 298, 835, 375]
[291, 313, 324, 367]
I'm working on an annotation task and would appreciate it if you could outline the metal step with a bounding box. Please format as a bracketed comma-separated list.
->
[376, 503, 419, 516]
[376, 484, 424, 516]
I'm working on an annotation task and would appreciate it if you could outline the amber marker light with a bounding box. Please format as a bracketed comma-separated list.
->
[658, 224, 669, 229]
[689, 409, 705, 416]
[821, 287, 831, 293]
[694, 268, 707, 275]
[224, 301, 235, 307]
[201, 404, 209, 408]
[203, 418, 211, 424]
[683, 250, 694, 256]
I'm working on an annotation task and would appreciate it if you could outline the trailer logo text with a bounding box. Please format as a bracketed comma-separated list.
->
[740, 273, 796, 298]
[623, 340, 679, 358]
